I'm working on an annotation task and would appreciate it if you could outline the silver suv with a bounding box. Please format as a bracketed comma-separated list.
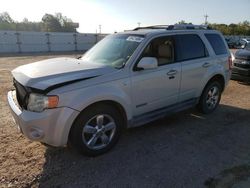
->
[7, 24, 232, 156]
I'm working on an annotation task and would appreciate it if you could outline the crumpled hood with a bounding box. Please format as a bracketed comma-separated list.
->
[235, 49, 250, 60]
[12, 57, 116, 91]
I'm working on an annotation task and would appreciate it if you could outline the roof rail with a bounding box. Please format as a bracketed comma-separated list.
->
[133, 24, 212, 31]
[133, 25, 170, 31]
[167, 24, 211, 30]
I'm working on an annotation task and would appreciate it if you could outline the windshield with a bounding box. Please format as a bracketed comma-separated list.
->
[81, 34, 144, 68]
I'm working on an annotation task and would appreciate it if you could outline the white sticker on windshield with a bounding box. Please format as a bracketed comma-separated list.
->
[126, 36, 144, 43]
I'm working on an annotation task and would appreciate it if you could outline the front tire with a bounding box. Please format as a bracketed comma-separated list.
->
[69, 104, 123, 156]
[198, 81, 222, 114]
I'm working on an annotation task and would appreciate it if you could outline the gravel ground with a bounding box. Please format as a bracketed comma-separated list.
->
[0, 54, 250, 188]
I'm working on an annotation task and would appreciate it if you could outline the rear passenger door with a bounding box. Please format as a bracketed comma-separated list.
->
[174, 34, 210, 102]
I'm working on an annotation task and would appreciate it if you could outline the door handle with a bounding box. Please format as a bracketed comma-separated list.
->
[202, 62, 211, 68]
[167, 70, 178, 76]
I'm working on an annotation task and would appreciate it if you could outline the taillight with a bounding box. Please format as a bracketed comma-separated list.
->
[228, 56, 232, 70]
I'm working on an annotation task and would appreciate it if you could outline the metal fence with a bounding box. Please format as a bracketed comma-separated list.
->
[0, 30, 107, 54]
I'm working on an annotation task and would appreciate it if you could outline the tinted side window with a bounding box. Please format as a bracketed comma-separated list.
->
[175, 34, 207, 61]
[205, 34, 227, 55]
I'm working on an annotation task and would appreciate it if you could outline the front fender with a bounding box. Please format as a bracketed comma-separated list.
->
[57, 82, 133, 121]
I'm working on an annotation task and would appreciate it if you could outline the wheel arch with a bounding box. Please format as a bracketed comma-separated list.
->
[197, 74, 224, 114]
[198, 73, 225, 103]
[204, 74, 225, 92]
[80, 100, 128, 127]
[67, 99, 129, 144]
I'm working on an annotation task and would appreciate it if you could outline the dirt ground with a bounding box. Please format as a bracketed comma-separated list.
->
[0, 54, 250, 188]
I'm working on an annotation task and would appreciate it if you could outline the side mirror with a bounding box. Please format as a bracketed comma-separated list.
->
[137, 57, 158, 70]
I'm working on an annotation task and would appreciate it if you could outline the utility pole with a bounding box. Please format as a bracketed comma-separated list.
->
[137, 22, 141, 27]
[15, 22, 21, 53]
[204, 14, 209, 25]
[99, 25, 101, 33]
[95, 29, 98, 44]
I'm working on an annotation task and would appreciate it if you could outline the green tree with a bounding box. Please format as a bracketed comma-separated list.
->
[177, 20, 192, 25]
[55, 13, 76, 32]
[209, 21, 250, 36]
[42, 14, 62, 32]
[0, 12, 14, 23]
[0, 12, 15, 30]
[0, 12, 78, 32]
[41, 13, 77, 32]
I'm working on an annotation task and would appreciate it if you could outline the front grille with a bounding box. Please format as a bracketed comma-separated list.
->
[234, 63, 250, 69]
[13, 79, 28, 109]
[232, 68, 250, 76]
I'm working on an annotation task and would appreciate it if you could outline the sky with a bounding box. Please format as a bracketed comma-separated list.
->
[1, 0, 250, 33]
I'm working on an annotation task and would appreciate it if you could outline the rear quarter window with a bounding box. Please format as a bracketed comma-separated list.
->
[205, 34, 228, 55]
[174, 34, 207, 61]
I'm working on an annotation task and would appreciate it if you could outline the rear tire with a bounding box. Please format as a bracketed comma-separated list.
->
[197, 81, 222, 114]
[69, 104, 123, 156]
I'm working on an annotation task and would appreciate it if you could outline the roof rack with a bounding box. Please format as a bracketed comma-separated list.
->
[133, 25, 170, 31]
[133, 24, 211, 31]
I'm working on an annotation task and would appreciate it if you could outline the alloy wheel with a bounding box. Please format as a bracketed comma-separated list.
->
[82, 114, 116, 150]
[206, 86, 219, 110]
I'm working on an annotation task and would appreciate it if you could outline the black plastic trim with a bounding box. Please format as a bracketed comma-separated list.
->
[129, 98, 198, 128]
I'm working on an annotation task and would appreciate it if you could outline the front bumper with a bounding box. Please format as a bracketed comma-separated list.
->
[231, 67, 250, 82]
[7, 91, 79, 146]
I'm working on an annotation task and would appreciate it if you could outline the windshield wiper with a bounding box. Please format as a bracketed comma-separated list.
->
[114, 60, 127, 69]
[118, 56, 131, 69]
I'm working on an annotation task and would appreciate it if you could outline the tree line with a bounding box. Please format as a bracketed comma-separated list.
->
[177, 20, 250, 36]
[209, 21, 250, 36]
[1, 12, 249, 35]
[0, 12, 78, 32]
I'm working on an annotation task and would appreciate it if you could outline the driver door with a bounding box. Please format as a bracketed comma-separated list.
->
[130, 36, 181, 116]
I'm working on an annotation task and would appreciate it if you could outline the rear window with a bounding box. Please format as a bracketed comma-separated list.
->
[174, 34, 207, 61]
[205, 34, 227, 55]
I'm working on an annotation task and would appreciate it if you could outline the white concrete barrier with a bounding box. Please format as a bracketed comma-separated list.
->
[0, 30, 107, 54]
